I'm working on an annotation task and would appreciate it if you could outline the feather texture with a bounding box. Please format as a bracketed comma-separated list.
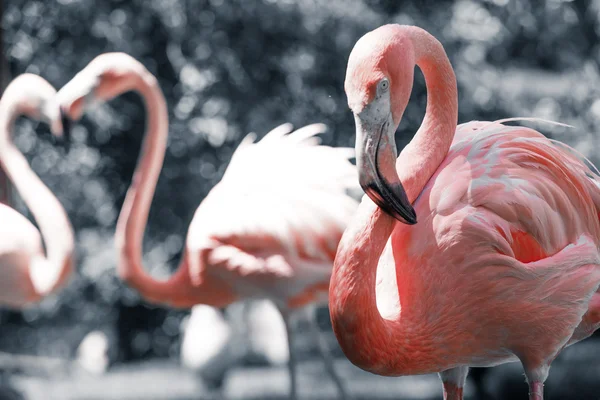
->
[186, 123, 359, 306]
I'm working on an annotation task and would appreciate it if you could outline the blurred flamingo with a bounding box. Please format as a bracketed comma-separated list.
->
[329, 24, 600, 400]
[0, 74, 74, 308]
[76, 330, 111, 375]
[57, 52, 359, 399]
[180, 300, 290, 391]
[179, 304, 240, 390]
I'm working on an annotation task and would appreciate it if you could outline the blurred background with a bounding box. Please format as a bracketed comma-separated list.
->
[3, 0, 600, 399]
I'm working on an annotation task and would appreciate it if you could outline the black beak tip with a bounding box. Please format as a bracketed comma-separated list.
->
[386, 202, 417, 225]
[401, 208, 418, 225]
[363, 182, 418, 225]
[59, 107, 72, 151]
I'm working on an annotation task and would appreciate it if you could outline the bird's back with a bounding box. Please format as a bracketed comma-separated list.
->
[384, 120, 600, 368]
[435, 121, 600, 251]
[186, 124, 360, 307]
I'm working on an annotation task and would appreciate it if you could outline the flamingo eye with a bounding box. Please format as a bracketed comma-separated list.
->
[378, 79, 389, 92]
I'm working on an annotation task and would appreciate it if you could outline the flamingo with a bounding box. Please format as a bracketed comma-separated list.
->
[180, 300, 290, 391]
[0, 74, 74, 308]
[329, 24, 600, 400]
[76, 330, 111, 376]
[56, 52, 359, 399]
[180, 304, 241, 390]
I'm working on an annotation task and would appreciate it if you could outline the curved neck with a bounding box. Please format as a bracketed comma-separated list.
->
[330, 200, 402, 374]
[398, 26, 458, 202]
[114, 74, 181, 301]
[330, 27, 458, 374]
[0, 106, 74, 295]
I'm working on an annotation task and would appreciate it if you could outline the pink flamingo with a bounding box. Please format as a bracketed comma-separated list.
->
[180, 300, 291, 390]
[57, 53, 359, 399]
[0, 74, 74, 308]
[329, 24, 600, 400]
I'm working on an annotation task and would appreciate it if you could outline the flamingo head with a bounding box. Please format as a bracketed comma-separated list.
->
[56, 52, 150, 123]
[345, 24, 417, 224]
[1, 74, 70, 144]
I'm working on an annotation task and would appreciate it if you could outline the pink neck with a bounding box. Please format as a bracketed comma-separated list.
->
[0, 102, 74, 295]
[114, 73, 181, 301]
[330, 26, 458, 374]
[397, 26, 458, 203]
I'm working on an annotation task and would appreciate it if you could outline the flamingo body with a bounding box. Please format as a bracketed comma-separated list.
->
[107, 121, 357, 311]
[184, 123, 357, 310]
[329, 24, 600, 399]
[0, 205, 46, 306]
[340, 121, 600, 376]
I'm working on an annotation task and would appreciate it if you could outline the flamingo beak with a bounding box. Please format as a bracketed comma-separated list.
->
[355, 116, 417, 225]
[59, 107, 72, 152]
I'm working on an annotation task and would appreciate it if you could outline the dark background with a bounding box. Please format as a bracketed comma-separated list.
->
[3, 0, 600, 399]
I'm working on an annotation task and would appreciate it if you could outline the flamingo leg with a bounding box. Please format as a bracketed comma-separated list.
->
[438, 366, 468, 400]
[522, 363, 549, 400]
[279, 308, 297, 400]
[528, 382, 544, 400]
[305, 307, 350, 399]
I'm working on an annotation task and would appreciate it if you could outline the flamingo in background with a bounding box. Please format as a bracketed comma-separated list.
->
[179, 304, 241, 390]
[57, 52, 359, 399]
[0, 74, 74, 308]
[180, 300, 290, 391]
[329, 24, 600, 400]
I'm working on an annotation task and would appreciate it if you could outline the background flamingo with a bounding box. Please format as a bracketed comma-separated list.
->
[56, 52, 360, 399]
[329, 24, 600, 400]
[0, 73, 74, 308]
[179, 304, 241, 390]
[180, 300, 290, 391]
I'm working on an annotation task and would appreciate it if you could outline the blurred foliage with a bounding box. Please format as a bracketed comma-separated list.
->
[2, 0, 600, 362]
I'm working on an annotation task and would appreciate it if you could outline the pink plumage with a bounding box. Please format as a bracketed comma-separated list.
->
[329, 24, 600, 400]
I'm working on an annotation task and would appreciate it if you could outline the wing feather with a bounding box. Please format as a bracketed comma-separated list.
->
[187, 123, 360, 276]
[427, 120, 600, 261]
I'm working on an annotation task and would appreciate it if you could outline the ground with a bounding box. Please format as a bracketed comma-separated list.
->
[10, 359, 461, 400]
[4, 338, 600, 400]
